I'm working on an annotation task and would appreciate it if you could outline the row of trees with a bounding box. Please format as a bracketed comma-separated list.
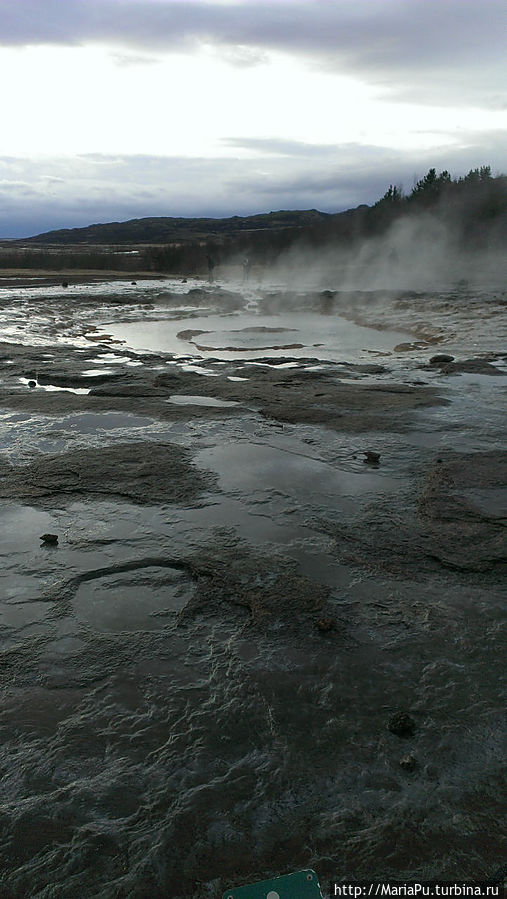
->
[1, 166, 504, 274]
[365, 165, 506, 245]
[374, 165, 503, 216]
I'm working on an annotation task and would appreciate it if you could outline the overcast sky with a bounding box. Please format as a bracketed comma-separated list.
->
[0, 0, 505, 237]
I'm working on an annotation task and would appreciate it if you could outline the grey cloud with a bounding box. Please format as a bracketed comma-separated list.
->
[0, 134, 503, 237]
[219, 45, 268, 68]
[111, 52, 162, 67]
[0, 179, 33, 187]
[0, 179, 39, 196]
[0, 0, 504, 105]
[241, 134, 507, 201]
[224, 138, 342, 158]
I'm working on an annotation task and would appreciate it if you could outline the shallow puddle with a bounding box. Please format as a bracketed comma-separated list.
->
[58, 412, 156, 433]
[179, 364, 219, 376]
[18, 377, 90, 395]
[461, 487, 507, 518]
[196, 440, 399, 500]
[0, 410, 159, 455]
[0, 504, 56, 549]
[73, 566, 195, 632]
[0, 601, 54, 628]
[412, 371, 507, 451]
[87, 353, 133, 363]
[167, 395, 240, 407]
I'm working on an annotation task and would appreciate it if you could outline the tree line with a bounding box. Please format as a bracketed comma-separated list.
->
[1, 166, 504, 274]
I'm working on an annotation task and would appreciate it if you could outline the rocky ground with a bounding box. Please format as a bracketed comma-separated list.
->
[0, 277, 505, 898]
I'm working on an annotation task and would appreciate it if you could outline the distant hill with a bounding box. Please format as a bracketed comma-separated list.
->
[3, 167, 504, 277]
[24, 209, 332, 245]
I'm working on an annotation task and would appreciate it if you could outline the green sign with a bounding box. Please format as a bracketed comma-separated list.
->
[222, 869, 323, 899]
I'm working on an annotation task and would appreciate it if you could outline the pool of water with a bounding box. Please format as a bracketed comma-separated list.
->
[103, 312, 410, 361]
[59, 412, 157, 433]
[18, 377, 90, 395]
[409, 370, 507, 452]
[195, 440, 401, 507]
[73, 565, 195, 633]
[167, 395, 240, 408]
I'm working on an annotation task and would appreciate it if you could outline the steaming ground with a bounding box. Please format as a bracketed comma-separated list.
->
[0, 273, 505, 898]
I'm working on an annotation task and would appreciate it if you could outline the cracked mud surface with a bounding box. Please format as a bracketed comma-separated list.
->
[0, 276, 505, 898]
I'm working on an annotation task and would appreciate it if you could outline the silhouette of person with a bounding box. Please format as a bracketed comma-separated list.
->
[207, 254, 215, 283]
[242, 257, 251, 283]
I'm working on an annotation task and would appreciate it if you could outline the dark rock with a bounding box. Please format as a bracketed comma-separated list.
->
[400, 754, 417, 772]
[352, 364, 387, 374]
[487, 863, 507, 886]
[429, 354, 455, 364]
[61, 281, 68, 288]
[176, 329, 209, 342]
[40, 533, 58, 545]
[131, 281, 137, 285]
[441, 359, 503, 375]
[363, 451, 381, 465]
[28, 380, 37, 388]
[152, 372, 191, 390]
[316, 617, 335, 632]
[1, 443, 215, 505]
[387, 712, 416, 736]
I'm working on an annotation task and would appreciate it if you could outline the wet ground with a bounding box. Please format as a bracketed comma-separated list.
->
[0, 275, 505, 898]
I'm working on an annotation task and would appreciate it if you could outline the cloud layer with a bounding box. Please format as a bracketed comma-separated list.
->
[1, 132, 504, 238]
[0, 0, 504, 105]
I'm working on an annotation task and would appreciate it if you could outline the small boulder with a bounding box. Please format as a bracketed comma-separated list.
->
[363, 451, 381, 465]
[400, 754, 417, 772]
[61, 281, 69, 288]
[387, 711, 416, 736]
[316, 617, 336, 633]
[442, 359, 503, 375]
[40, 533, 58, 545]
[28, 380, 37, 388]
[429, 354, 454, 365]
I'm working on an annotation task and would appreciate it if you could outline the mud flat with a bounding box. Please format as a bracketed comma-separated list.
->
[0, 277, 505, 898]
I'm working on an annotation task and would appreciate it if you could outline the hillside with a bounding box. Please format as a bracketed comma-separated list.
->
[23, 209, 332, 245]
